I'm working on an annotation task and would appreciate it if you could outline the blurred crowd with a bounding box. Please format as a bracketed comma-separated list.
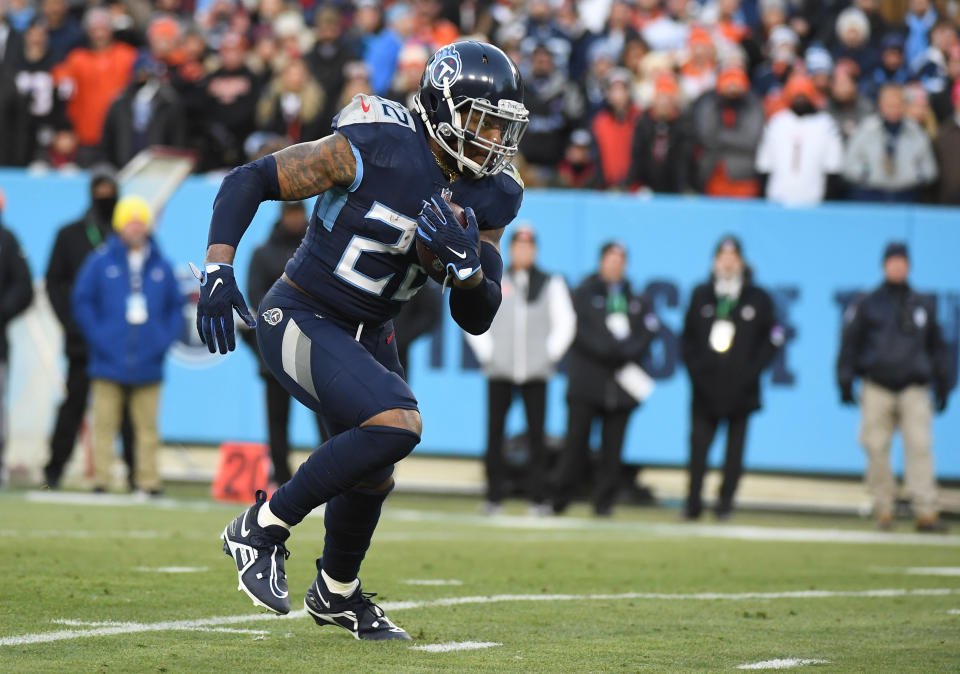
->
[3, 0, 960, 203]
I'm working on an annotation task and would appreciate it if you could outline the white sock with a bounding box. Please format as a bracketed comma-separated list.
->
[257, 500, 291, 530]
[321, 568, 359, 597]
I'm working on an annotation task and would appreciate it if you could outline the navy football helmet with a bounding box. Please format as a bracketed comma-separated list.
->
[413, 41, 528, 177]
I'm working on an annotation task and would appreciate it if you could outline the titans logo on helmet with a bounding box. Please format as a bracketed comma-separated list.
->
[429, 44, 462, 88]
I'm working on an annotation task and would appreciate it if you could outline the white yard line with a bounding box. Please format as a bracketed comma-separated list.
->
[133, 567, 209, 574]
[948, 609, 960, 615]
[3, 588, 958, 648]
[409, 641, 501, 653]
[737, 659, 830, 670]
[869, 566, 960, 576]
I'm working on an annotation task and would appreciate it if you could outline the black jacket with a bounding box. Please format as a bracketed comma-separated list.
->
[243, 220, 305, 376]
[100, 81, 186, 168]
[45, 211, 112, 358]
[0, 224, 34, 360]
[682, 274, 780, 417]
[627, 111, 693, 193]
[837, 281, 951, 394]
[566, 274, 659, 412]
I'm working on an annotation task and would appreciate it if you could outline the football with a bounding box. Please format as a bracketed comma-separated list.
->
[416, 197, 469, 284]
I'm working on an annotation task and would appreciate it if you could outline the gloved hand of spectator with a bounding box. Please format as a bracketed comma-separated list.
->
[190, 262, 256, 354]
[840, 382, 856, 406]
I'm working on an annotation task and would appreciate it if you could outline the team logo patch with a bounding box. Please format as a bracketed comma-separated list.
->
[262, 308, 283, 326]
[429, 44, 462, 88]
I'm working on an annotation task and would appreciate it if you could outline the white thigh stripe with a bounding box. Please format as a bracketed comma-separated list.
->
[281, 318, 319, 401]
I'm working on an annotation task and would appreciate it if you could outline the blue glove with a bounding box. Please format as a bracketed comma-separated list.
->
[416, 195, 481, 282]
[190, 262, 256, 354]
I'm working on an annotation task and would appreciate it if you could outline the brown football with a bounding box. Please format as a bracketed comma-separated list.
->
[416, 198, 469, 284]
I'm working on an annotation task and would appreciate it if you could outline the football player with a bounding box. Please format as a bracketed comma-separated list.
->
[200, 41, 527, 640]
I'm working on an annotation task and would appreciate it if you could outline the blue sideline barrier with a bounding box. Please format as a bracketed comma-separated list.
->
[1, 168, 957, 477]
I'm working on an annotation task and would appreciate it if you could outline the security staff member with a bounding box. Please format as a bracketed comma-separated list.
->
[681, 236, 783, 520]
[837, 242, 951, 532]
[551, 241, 660, 517]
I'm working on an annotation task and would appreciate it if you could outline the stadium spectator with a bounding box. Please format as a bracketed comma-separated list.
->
[642, 0, 692, 54]
[364, 2, 415, 97]
[903, 0, 938, 69]
[554, 128, 603, 189]
[844, 84, 938, 202]
[100, 54, 187, 168]
[337, 60, 372, 111]
[521, 0, 574, 77]
[385, 42, 430, 110]
[305, 6, 357, 128]
[72, 196, 182, 495]
[200, 32, 260, 169]
[596, 0, 641, 61]
[757, 0, 789, 41]
[933, 82, 960, 204]
[38, 0, 83, 64]
[243, 201, 325, 486]
[628, 74, 693, 193]
[43, 171, 137, 489]
[805, 45, 835, 101]
[929, 44, 960, 121]
[519, 42, 585, 186]
[5, 18, 68, 167]
[0, 188, 34, 487]
[52, 7, 137, 164]
[255, 57, 326, 145]
[831, 8, 879, 78]
[827, 60, 875, 141]
[904, 81, 938, 138]
[582, 42, 618, 121]
[679, 26, 717, 102]
[555, 0, 598, 82]
[682, 236, 782, 521]
[552, 242, 660, 517]
[692, 66, 765, 197]
[863, 33, 910, 102]
[837, 242, 951, 532]
[347, 0, 383, 59]
[466, 225, 575, 516]
[912, 20, 958, 98]
[755, 75, 844, 206]
[592, 68, 641, 189]
[413, 0, 459, 51]
[752, 24, 799, 112]
[145, 15, 186, 76]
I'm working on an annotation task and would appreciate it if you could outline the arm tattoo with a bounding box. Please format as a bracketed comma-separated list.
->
[274, 133, 356, 200]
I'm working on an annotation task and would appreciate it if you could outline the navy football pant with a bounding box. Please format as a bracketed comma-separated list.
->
[255, 280, 420, 582]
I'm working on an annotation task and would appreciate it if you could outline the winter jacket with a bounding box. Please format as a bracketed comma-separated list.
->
[844, 115, 938, 192]
[682, 274, 782, 418]
[933, 116, 960, 205]
[520, 71, 585, 167]
[628, 111, 693, 193]
[466, 267, 576, 384]
[0, 224, 34, 361]
[100, 81, 187, 168]
[837, 281, 951, 395]
[72, 235, 183, 385]
[46, 209, 113, 358]
[243, 220, 306, 377]
[566, 274, 660, 411]
[691, 91, 765, 186]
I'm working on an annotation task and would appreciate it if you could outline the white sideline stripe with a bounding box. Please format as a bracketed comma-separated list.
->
[385, 509, 960, 547]
[737, 658, 830, 670]
[410, 641, 501, 653]
[3, 588, 958, 647]
[949, 609, 960, 615]
[402, 579, 463, 586]
[134, 566, 209, 574]
[869, 566, 960, 576]
[24, 491, 177, 507]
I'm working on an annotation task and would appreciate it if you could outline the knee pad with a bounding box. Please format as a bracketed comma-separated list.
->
[354, 464, 396, 494]
[360, 425, 420, 467]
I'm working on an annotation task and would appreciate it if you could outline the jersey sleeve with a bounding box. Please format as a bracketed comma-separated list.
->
[481, 162, 524, 231]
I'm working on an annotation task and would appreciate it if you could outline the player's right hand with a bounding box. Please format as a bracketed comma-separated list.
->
[416, 195, 481, 282]
[190, 262, 256, 354]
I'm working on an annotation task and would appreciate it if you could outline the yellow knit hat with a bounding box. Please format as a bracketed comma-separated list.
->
[112, 195, 153, 232]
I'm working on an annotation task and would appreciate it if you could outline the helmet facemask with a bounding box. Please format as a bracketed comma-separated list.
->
[416, 82, 528, 177]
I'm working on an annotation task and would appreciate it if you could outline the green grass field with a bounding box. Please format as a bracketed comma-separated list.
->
[0, 486, 958, 672]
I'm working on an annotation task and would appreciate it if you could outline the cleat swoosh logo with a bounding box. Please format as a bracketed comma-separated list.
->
[208, 278, 224, 297]
[446, 247, 467, 259]
[317, 582, 331, 608]
[240, 511, 251, 537]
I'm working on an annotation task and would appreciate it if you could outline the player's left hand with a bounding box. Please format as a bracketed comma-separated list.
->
[416, 195, 481, 282]
[189, 262, 256, 354]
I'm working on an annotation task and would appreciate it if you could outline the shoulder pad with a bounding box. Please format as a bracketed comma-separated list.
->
[502, 162, 524, 189]
[335, 94, 417, 133]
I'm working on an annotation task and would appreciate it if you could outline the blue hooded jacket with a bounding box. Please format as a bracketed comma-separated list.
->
[72, 235, 184, 385]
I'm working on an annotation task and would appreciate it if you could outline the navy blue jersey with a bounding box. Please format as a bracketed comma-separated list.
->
[283, 94, 524, 324]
